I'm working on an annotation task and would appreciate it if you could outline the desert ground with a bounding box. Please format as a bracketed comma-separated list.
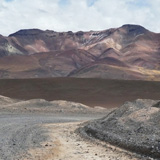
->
[0, 78, 159, 108]
[0, 78, 159, 159]
[0, 94, 157, 160]
[0, 113, 151, 160]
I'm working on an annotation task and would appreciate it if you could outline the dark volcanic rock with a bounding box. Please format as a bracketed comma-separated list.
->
[81, 99, 160, 158]
[9, 29, 44, 37]
[121, 24, 148, 35]
[75, 31, 84, 36]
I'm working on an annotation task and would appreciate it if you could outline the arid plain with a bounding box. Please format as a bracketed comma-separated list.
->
[0, 24, 160, 160]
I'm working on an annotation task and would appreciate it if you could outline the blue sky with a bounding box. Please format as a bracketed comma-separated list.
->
[0, 0, 160, 36]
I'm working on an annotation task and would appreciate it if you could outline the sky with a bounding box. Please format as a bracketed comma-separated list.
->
[0, 0, 160, 36]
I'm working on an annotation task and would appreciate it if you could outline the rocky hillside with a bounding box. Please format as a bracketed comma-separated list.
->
[0, 24, 160, 80]
[81, 99, 160, 158]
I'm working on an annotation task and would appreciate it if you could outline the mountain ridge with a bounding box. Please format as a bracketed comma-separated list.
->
[0, 24, 160, 80]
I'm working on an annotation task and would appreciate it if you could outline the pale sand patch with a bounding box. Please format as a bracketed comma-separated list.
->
[26, 122, 146, 160]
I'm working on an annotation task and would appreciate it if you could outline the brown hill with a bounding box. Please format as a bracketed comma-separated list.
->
[0, 24, 160, 80]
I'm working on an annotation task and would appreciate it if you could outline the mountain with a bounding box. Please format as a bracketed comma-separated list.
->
[0, 24, 160, 80]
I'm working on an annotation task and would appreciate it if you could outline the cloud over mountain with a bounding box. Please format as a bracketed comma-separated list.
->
[0, 0, 160, 36]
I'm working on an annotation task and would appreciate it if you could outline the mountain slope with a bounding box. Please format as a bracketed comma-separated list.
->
[0, 24, 160, 80]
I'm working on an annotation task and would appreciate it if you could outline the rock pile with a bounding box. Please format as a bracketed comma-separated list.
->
[82, 99, 160, 158]
[0, 95, 107, 114]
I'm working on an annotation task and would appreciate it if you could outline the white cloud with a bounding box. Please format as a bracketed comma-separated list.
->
[0, 0, 160, 36]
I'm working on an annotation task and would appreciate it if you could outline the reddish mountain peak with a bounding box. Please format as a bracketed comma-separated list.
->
[9, 29, 44, 37]
[8, 25, 149, 39]
[119, 24, 148, 35]
[0, 24, 159, 80]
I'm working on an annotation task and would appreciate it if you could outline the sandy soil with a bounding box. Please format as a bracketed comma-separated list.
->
[25, 122, 149, 160]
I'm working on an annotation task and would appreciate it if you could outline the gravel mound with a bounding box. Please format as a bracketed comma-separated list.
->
[5, 99, 53, 108]
[0, 95, 19, 105]
[81, 99, 160, 158]
[11, 99, 89, 111]
[51, 100, 90, 110]
[0, 96, 107, 114]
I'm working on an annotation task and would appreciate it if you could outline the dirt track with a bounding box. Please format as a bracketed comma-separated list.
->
[0, 112, 101, 160]
[0, 113, 150, 160]
[0, 96, 154, 160]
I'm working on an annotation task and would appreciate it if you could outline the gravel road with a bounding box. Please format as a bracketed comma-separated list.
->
[0, 113, 99, 160]
[0, 113, 149, 160]
[0, 96, 152, 160]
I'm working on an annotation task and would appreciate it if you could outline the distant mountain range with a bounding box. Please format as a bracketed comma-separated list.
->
[0, 24, 160, 80]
